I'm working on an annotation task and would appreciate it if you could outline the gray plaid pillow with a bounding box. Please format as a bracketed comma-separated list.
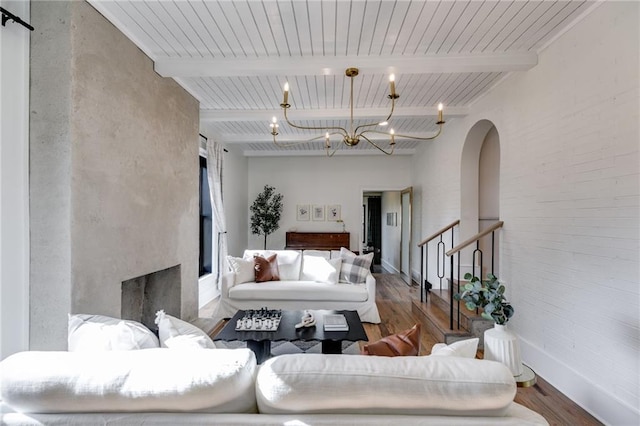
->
[339, 247, 373, 284]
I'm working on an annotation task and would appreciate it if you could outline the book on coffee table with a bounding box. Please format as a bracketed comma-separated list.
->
[323, 314, 349, 331]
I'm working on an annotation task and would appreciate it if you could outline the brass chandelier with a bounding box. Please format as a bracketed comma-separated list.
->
[269, 67, 445, 156]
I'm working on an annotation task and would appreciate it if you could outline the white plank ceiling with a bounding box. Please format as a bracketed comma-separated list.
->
[88, 0, 596, 156]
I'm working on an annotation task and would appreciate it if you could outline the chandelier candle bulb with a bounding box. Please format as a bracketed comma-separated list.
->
[389, 74, 396, 97]
[438, 103, 444, 123]
[270, 116, 278, 135]
[283, 82, 289, 105]
[390, 129, 395, 145]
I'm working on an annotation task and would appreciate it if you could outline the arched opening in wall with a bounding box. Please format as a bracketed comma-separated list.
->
[460, 120, 500, 279]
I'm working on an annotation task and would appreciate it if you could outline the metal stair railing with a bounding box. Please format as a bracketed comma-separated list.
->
[417, 220, 459, 303]
[445, 221, 504, 330]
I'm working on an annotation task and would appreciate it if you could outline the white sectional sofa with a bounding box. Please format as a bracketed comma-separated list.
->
[0, 348, 548, 425]
[215, 249, 381, 323]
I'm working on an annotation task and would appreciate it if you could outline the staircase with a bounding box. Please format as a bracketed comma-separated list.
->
[412, 282, 493, 348]
[416, 220, 504, 349]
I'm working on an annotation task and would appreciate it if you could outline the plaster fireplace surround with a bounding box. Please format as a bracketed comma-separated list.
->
[28, 1, 200, 350]
[121, 265, 181, 333]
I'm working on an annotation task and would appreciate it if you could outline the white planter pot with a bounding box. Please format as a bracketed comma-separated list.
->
[484, 323, 523, 376]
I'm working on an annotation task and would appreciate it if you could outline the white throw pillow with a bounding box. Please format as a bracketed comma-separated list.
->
[339, 247, 373, 284]
[68, 314, 159, 351]
[155, 310, 216, 349]
[227, 256, 255, 284]
[430, 338, 479, 358]
[301, 256, 342, 284]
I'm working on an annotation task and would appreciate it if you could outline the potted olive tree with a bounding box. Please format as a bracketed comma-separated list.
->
[250, 185, 283, 249]
[455, 273, 522, 376]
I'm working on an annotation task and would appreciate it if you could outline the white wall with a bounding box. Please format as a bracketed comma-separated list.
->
[412, 3, 639, 424]
[248, 156, 411, 251]
[0, 0, 30, 359]
[381, 191, 401, 272]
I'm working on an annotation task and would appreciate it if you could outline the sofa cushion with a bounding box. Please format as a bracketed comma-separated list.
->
[244, 250, 302, 281]
[227, 256, 255, 284]
[339, 247, 373, 284]
[155, 310, 216, 349]
[0, 348, 257, 414]
[302, 249, 331, 259]
[254, 254, 280, 282]
[301, 256, 342, 284]
[67, 314, 159, 351]
[256, 354, 516, 416]
[362, 324, 421, 356]
[228, 281, 368, 302]
[431, 338, 479, 358]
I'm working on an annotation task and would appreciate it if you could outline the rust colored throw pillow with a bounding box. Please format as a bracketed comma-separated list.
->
[362, 324, 421, 357]
[254, 254, 280, 283]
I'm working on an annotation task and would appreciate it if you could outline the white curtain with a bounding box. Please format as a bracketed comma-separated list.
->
[206, 139, 228, 288]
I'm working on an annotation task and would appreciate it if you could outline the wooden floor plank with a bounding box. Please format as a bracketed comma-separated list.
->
[200, 271, 602, 425]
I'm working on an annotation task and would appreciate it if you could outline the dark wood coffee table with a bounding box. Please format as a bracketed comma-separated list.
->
[213, 309, 368, 363]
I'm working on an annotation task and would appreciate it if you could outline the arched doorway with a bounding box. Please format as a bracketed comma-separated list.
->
[460, 120, 500, 278]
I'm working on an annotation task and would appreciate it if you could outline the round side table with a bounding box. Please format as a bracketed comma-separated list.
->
[516, 364, 537, 388]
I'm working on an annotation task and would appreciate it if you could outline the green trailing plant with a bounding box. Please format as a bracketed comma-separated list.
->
[250, 185, 283, 249]
[454, 273, 514, 325]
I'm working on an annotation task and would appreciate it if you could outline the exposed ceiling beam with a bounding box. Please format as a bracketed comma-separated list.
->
[244, 149, 416, 158]
[211, 133, 437, 144]
[201, 106, 468, 122]
[156, 53, 537, 78]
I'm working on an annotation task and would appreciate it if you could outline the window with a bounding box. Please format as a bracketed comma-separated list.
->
[199, 156, 212, 276]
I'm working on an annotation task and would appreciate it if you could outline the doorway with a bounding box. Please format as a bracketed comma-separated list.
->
[362, 188, 412, 279]
[362, 194, 382, 268]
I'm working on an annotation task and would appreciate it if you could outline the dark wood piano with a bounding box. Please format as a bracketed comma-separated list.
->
[285, 232, 350, 251]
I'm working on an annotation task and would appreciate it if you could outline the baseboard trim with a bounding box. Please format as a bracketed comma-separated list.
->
[380, 259, 399, 274]
[520, 337, 639, 426]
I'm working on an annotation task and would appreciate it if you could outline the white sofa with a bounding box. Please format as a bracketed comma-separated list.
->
[215, 249, 381, 323]
[0, 348, 548, 425]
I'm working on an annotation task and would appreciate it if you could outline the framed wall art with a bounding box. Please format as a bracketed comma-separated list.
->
[297, 204, 310, 221]
[312, 205, 325, 221]
[327, 204, 341, 221]
[386, 212, 397, 226]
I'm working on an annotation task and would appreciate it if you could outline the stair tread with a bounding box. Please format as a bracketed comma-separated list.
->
[413, 286, 494, 347]
[412, 299, 471, 337]
[428, 288, 486, 321]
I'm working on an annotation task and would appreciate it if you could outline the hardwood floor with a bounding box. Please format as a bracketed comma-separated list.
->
[200, 271, 602, 426]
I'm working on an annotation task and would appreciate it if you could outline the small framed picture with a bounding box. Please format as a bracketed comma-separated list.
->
[297, 204, 310, 221]
[327, 204, 341, 221]
[312, 205, 325, 221]
[386, 212, 397, 226]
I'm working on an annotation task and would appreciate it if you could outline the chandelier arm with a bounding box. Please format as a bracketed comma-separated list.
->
[353, 96, 397, 135]
[361, 124, 443, 141]
[283, 107, 348, 134]
[360, 134, 395, 156]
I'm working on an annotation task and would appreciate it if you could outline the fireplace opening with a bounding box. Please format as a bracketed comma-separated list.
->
[121, 264, 181, 332]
